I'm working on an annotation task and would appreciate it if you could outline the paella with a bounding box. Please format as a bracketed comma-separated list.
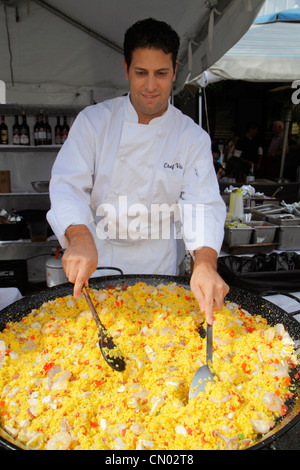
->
[0, 282, 299, 450]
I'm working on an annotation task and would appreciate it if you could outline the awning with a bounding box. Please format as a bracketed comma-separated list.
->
[191, 7, 300, 86]
[0, 0, 264, 105]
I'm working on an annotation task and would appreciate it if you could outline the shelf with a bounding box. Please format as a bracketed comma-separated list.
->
[0, 145, 61, 152]
[0, 192, 49, 196]
[0, 104, 84, 116]
[222, 242, 277, 255]
[0, 239, 59, 260]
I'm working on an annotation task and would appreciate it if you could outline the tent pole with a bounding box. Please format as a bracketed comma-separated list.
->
[30, 0, 123, 55]
[198, 89, 203, 127]
[278, 108, 292, 182]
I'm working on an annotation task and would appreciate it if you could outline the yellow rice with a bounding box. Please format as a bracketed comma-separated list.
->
[0, 282, 299, 450]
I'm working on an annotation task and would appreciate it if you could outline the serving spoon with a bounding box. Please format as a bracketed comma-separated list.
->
[82, 286, 126, 372]
[189, 323, 215, 399]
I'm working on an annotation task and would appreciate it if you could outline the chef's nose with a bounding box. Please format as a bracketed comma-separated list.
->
[145, 73, 157, 91]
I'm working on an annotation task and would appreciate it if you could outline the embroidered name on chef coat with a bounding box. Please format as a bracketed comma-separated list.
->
[164, 162, 183, 170]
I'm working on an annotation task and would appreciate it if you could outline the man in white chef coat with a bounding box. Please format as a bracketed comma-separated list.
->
[47, 18, 228, 324]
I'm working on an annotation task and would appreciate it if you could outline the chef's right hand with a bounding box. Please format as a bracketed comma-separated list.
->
[62, 224, 98, 298]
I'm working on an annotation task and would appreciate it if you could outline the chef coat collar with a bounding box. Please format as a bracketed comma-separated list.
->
[126, 93, 171, 126]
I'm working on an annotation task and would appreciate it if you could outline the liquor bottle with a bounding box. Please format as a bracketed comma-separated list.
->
[38, 110, 46, 145]
[0, 115, 8, 145]
[12, 115, 21, 145]
[45, 115, 52, 145]
[55, 117, 62, 145]
[61, 116, 69, 143]
[34, 115, 40, 146]
[20, 112, 30, 146]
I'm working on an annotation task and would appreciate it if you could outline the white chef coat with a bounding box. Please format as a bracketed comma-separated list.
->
[47, 94, 226, 275]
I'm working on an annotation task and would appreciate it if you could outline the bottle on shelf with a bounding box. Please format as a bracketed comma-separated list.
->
[45, 115, 52, 145]
[12, 115, 21, 145]
[38, 109, 46, 145]
[55, 116, 62, 145]
[20, 111, 30, 146]
[61, 116, 69, 143]
[0, 115, 8, 145]
[34, 114, 40, 146]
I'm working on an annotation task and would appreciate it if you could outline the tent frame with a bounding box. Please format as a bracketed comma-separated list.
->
[30, 0, 123, 54]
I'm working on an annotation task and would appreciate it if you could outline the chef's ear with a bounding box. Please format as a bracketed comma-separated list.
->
[173, 60, 178, 82]
[123, 59, 129, 80]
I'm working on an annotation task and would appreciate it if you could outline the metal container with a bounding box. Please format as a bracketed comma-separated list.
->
[252, 204, 282, 212]
[276, 225, 300, 251]
[224, 225, 253, 246]
[248, 221, 278, 244]
[31, 181, 49, 193]
[45, 256, 68, 287]
[251, 204, 285, 221]
[268, 213, 300, 226]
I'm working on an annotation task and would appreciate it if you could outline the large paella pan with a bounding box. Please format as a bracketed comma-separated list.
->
[0, 274, 299, 450]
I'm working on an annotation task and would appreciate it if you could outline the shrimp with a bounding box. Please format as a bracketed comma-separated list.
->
[130, 422, 145, 436]
[51, 370, 72, 391]
[0, 340, 6, 369]
[251, 419, 272, 434]
[262, 391, 287, 414]
[46, 431, 72, 450]
[224, 302, 239, 313]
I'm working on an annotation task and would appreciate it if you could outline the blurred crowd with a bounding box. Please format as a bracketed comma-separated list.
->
[212, 121, 300, 184]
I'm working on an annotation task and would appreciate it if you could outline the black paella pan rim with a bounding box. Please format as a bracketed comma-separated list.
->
[0, 274, 299, 450]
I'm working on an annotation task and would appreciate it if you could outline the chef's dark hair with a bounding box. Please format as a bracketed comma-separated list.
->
[123, 18, 180, 70]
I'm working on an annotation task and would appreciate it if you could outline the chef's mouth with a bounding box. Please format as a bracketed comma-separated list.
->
[141, 93, 159, 101]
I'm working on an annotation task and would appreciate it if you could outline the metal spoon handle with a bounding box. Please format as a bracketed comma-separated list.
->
[82, 286, 105, 331]
[206, 323, 213, 366]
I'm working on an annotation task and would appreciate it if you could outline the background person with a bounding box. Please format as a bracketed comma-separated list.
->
[232, 122, 263, 181]
[265, 121, 285, 179]
[212, 143, 226, 181]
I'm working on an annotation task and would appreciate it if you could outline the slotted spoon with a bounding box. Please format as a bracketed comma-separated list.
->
[189, 323, 215, 399]
[82, 286, 126, 372]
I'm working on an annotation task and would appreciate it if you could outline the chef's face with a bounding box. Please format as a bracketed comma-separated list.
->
[124, 47, 177, 124]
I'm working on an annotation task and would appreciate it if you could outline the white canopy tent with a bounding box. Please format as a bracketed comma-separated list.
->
[0, 0, 265, 105]
[191, 7, 300, 87]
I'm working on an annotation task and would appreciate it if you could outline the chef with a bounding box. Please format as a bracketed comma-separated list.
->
[47, 18, 228, 325]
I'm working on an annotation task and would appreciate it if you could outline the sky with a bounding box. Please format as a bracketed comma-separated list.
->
[259, 0, 300, 15]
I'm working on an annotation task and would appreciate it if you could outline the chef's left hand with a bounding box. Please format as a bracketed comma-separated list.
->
[190, 247, 229, 325]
